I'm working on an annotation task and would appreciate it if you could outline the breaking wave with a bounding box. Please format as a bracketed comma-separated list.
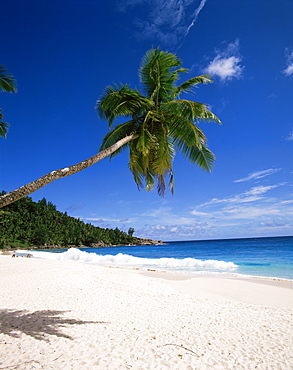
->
[17, 248, 238, 273]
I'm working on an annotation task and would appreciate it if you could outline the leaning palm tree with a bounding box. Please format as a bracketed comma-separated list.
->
[0, 49, 220, 208]
[0, 64, 17, 138]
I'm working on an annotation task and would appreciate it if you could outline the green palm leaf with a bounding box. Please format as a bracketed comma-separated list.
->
[96, 48, 221, 196]
[172, 74, 213, 97]
[0, 110, 9, 138]
[0, 48, 221, 207]
[186, 145, 215, 172]
[168, 116, 206, 149]
[164, 100, 221, 124]
[0, 65, 16, 139]
[0, 65, 17, 93]
[139, 49, 181, 103]
[99, 119, 137, 158]
[97, 84, 151, 127]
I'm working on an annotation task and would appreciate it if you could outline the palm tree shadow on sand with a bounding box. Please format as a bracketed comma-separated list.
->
[0, 309, 108, 341]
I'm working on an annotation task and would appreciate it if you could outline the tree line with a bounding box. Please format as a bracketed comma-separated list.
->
[0, 193, 136, 249]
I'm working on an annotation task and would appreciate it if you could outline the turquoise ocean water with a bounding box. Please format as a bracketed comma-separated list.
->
[20, 236, 293, 281]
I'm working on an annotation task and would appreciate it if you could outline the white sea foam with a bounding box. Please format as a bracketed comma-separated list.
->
[17, 248, 238, 272]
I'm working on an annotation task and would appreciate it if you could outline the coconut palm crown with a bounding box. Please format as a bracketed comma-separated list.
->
[0, 49, 220, 208]
[96, 48, 221, 196]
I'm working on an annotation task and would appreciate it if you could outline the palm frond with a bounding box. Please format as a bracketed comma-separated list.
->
[98, 48, 220, 196]
[172, 74, 213, 97]
[169, 169, 174, 195]
[139, 48, 182, 102]
[0, 110, 9, 138]
[151, 128, 174, 175]
[164, 99, 221, 124]
[136, 127, 154, 156]
[175, 68, 189, 74]
[0, 123, 9, 138]
[145, 168, 155, 192]
[96, 84, 151, 127]
[196, 108, 222, 124]
[99, 119, 135, 158]
[157, 174, 166, 197]
[129, 140, 150, 189]
[0, 65, 17, 93]
[184, 145, 215, 172]
[164, 114, 205, 149]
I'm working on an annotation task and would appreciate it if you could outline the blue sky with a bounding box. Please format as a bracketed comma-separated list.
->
[1, 0, 292, 241]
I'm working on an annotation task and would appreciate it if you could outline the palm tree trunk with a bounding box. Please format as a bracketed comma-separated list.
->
[0, 134, 137, 208]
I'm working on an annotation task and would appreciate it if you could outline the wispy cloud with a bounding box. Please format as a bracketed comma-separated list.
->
[88, 179, 292, 240]
[65, 203, 84, 211]
[283, 49, 293, 76]
[142, 206, 199, 226]
[84, 217, 131, 223]
[204, 39, 244, 81]
[134, 181, 292, 239]
[142, 206, 172, 218]
[259, 220, 287, 229]
[192, 184, 281, 211]
[285, 129, 293, 141]
[185, 0, 208, 37]
[190, 182, 293, 226]
[234, 168, 281, 183]
[79, 171, 292, 240]
[117, 0, 208, 46]
[137, 221, 210, 239]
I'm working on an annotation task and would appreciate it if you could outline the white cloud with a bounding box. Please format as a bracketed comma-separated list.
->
[143, 206, 201, 226]
[244, 185, 279, 196]
[185, 0, 208, 37]
[205, 56, 242, 80]
[191, 210, 209, 216]
[234, 168, 281, 183]
[283, 50, 293, 76]
[142, 206, 172, 218]
[259, 220, 287, 229]
[110, 180, 293, 240]
[191, 183, 291, 222]
[280, 200, 293, 205]
[137, 221, 210, 239]
[286, 130, 293, 141]
[196, 185, 280, 210]
[152, 225, 167, 230]
[223, 205, 281, 219]
[117, 0, 208, 46]
[284, 64, 293, 76]
[204, 39, 244, 81]
[186, 184, 293, 239]
[84, 217, 130, 223]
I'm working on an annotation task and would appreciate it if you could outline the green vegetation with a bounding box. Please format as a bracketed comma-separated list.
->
[98, 48, 220, 196]
[128, 227, 135, 237]
[0, 193, 136, 249]
[0, 64, 17, 138]
[0, 48, 220, 208]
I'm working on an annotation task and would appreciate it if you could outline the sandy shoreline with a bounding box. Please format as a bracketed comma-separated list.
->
[142, 270, 293, 308]
[1, 255, 293, 369]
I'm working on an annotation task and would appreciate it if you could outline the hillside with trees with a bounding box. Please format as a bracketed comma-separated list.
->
[0, 193, 146, 249]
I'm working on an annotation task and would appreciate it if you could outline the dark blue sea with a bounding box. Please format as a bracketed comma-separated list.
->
[20, 236, 293, 280]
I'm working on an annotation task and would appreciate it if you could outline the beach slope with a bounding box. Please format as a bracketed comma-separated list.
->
[0, 256, 292, 369]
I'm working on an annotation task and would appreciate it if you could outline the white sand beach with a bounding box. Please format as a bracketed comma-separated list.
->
[0, 255, 293, 369]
